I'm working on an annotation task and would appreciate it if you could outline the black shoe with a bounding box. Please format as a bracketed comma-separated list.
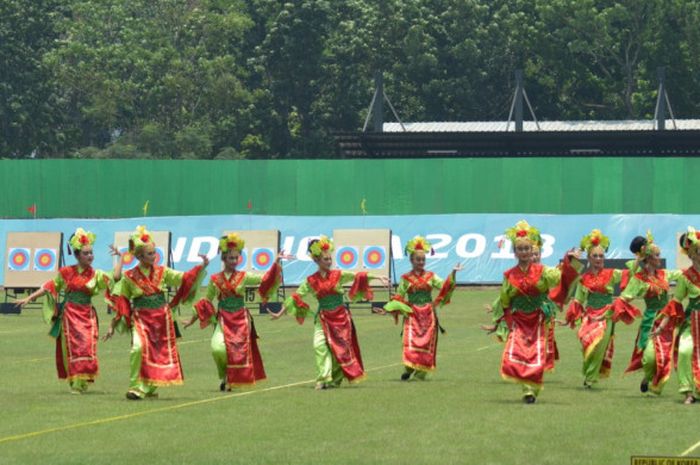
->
[640, 379, 649, 393]
[583, 382, 592, 389]
[523, 395, 536, 404]
[220, 381, 226, 392]
[400, 372, 411, 381]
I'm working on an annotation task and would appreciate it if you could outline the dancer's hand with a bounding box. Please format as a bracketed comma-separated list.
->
[555, 319, 570, 327]
[102, 324, 115, 342]
[480, 324, 497, 334]
[453, 262, 464, 273]
[484, 304, 493, 314]
[108, 244, 123, 257]
[15, 296, 32, 308]
[269, 307, 286, 320]
[276, 251, 295, 262]
[181, 316, 197, 329]
[371, 306, 387, 315]
[376, 276, 390, 286]
[198, 254, 210, 267]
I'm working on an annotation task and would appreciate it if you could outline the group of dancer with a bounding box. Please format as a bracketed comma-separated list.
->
[15, 221, 700, 405]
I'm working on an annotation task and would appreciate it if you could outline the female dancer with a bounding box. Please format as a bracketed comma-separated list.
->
[383, 236, 462, 380]
[183, 233, 285, 390]
[496, 220, 581, 403]
[104, 225, 208, 400]
[612, 233, 681, 396]
[654, 228, 700, 404]
[16, 228, 122, 394]
[562, 229, 623, 388]
[269, 235, 388, 390]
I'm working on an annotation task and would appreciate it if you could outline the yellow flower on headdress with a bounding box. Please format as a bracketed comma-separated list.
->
[405, 236, 432, 256]
[580, 229, 610, 253]
[308, 235, 334, 257]
[504, 220, 541, 245]
[128, 225, 155, 253]
[219, 233, 245, 254]
[69, 228, 96, 251]
[636, 230, 657, 258]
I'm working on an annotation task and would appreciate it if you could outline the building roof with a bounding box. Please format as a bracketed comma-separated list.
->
[383, 119, 700, 133]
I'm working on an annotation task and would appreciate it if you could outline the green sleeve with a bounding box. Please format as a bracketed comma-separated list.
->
[542, 266, 562, 289]
[666, 269, 683, 283]
[611, 269, 623, 285]
[499, 278, 513, 309]
[111, 275, 133, 299]
[163, 267, 184, 288]
[244, 273, 263, 286]
[430, 273, 445, 290]
[396, 278, 409, 298]
[205, 280, 217, 301]
[620, 275, 647, 301]
[340, 271, 356, 285]
[573, 282, 588, 306]
[283, 280, 314, 319]
[48, 273, 65, 292]
[673, 275, 688, 302]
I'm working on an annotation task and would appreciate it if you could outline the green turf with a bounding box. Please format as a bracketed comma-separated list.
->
[1, 288, 699, 465]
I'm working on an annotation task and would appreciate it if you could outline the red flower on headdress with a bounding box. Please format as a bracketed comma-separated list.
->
[696, 232, 700, 240]
[141, 234, 150, 243]
[591, 237, 600, 246]
[228, 241, 236, 250]
[516, 230, 527, 237]
[415, 242, 424, 250]
[79, 236, 89, 245]
[321, 243, 330, 251]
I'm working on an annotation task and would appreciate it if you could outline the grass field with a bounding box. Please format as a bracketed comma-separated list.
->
[2, 288, 700, 465]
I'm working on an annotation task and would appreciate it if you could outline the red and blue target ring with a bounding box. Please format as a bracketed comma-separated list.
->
[33, 248, 57, 271]
[336, 246, 359, 270]
[363, 246, 386, 269]
[252, 248, 274, 271]
[8, 248, 30, 271]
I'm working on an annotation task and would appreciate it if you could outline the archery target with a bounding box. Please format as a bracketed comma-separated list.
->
[336, 246, 359, 270]
[237, 249, 248, 269]
[252, 248, 274, 271]
[33, 248, 58, 271]
[8, 248, 30, 271]
[363, 246, 386, 269]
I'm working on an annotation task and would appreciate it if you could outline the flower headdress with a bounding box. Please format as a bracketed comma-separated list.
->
[504, 220, 541, 245]
[580, 229, 610, 254]
[308, 235, 334, 258]
[219, 233, 245, 254]
[128, 225, 155, 253]
[404, 236, 433, 256]
[68, 228, 96, 254]
[680, 226, 700, 255]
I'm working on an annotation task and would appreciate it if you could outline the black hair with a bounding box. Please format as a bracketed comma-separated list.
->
[307, 239, 320, 254]
[680, 233, 689, 250]
[629, 236, 647, 255]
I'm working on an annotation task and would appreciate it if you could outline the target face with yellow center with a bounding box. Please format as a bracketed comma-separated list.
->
[251, 248, 275, 271]
[8, 248, 31, 271]
[33, 248, 57, 272]
[363, 246, 386, 269]
[119, 246, 166, 270]
[336, 246, 359, 270]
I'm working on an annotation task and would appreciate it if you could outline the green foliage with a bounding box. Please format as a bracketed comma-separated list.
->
[1, 0, 699, 158]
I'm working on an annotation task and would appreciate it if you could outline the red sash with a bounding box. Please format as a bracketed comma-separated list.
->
[545, 320, 559, 372]
[319, 306, 365, 382]
[128, 266, 183, 385]
[220, 309, 266, 386]
[56, 266, 99, 381]
[308, 270, 342, 299]
[501, 310, 547, 387]
[212, 271, 246, 297]
[402, 303, 438, 371]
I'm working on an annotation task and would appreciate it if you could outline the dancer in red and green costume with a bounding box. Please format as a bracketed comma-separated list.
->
[562, 229, 625, 388]
[104, 226, 208, 400]
[654, 227, 700, 404]
[383, 236, 462, 381]
[183, 233, 285, 391]
[269, 235, 388, 390]
[16, 228, 122, 394]
[497, 220, 581, 403]
[612, 232, 682, 395]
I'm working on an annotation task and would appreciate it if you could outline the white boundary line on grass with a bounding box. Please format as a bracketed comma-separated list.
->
[681, 439, 700, 457]
[0, 362, 402, 445]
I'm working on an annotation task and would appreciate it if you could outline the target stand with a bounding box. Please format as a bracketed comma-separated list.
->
[332, 229, 394, 312]
[221, 230, 285, 315]
[2, 232, 64, 314]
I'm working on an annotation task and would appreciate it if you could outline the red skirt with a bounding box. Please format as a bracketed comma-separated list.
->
[579, 306, 615, 376]
[56, 302, 99, 381]
[319, 306, 365, 382]
[220, 308, 266, 386]
[501, 310, 547, 387]
[402, 303, 438, 371]
[133, 306, 184, 385]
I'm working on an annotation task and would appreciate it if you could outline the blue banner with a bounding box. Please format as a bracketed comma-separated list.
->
[1, 214, 698, 286]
